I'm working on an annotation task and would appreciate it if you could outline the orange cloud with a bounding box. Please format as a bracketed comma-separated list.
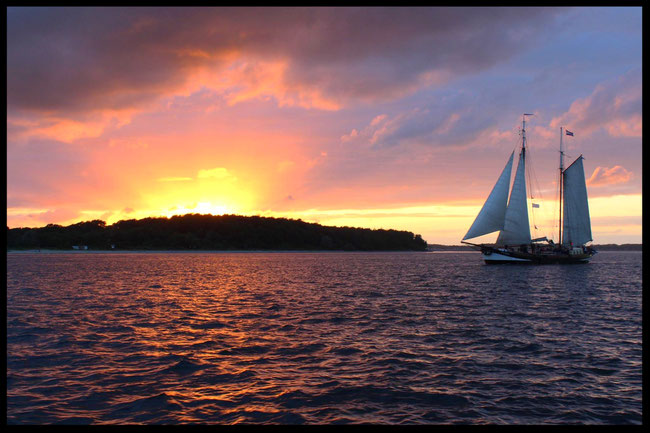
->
[33, 118, 110, 142]
[12, 108, 140, 144]
[605, 114, 642, 137]
[218, 59, 341, 110]
[587, 165, 633, 186]
[550, 70, 641, 138]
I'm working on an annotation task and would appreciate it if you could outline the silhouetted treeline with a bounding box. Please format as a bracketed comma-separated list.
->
[6, 214, 428, 251]
[591, 243, 642, 251]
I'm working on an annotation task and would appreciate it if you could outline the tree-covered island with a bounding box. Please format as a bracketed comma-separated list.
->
[7, 214, 428, 251]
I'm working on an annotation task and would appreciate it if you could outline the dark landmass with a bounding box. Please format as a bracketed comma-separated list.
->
[590, 243, 642, 251]
[427, 243, 641, 251]
[427, 244, 473, 251]
[6, 214, 427, 251]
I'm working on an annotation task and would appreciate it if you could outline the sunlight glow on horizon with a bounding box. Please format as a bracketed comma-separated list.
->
[9, 193, 640, 246]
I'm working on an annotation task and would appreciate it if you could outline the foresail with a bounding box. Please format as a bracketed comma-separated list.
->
[496, 150, 531, 246]
[562, 156, 592, 246]
[462, 151, 514, 241]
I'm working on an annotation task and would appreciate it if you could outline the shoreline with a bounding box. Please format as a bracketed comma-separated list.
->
[6, 248, 640, 254]
[6, 249, 431, 254]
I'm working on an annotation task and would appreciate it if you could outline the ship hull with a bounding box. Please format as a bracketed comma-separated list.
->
[481, 247, 595, 265]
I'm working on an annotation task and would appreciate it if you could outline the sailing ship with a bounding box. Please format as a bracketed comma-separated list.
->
[462, 114, 597, 264]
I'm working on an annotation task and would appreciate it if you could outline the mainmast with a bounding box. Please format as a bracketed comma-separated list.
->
[559, 127, 564, 245]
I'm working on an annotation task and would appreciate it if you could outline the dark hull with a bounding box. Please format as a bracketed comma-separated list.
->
[480, 246, 596, 265]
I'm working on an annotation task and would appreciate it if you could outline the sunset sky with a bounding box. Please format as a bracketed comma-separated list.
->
[7, 7, 642, 245]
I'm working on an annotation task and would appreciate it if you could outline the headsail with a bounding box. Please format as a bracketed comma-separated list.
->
[562, 156, 592, 246]
[462, 151, 514, 241]
[496, 150, 531, 245]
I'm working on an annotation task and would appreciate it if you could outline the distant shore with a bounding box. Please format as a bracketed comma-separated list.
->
[426, 243, 641, 251]
[6, 249, 428, 254]
[6, 214, 427, 252]
[7, 245, 642, 254]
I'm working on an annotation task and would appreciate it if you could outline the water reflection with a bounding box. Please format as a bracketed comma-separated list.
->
[6, 251, 642, 424]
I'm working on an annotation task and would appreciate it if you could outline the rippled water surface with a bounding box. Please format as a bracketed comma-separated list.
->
[6, 251, 642, 424]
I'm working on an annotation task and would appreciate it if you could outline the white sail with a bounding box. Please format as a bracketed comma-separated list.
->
[496, 150, 531, 245]
[562, 156, 592, 246]
[463, 151, 514, 240]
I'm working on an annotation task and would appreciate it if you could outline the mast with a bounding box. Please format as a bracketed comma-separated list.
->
[522, 113, 534, 157]
[497, 113, 533, 246]
[522, 115, 526, 155]
[559, 127, 564, 245]
[522, 114, 530, 157]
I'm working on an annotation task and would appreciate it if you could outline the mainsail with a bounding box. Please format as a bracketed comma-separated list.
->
[496, 150, 531, 246]
[562, 156, 592, 246]
[462, 151, 514, 241]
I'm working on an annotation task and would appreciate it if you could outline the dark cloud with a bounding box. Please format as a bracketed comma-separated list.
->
[8, 7, 561, 114]
[338, 83, 521, 151]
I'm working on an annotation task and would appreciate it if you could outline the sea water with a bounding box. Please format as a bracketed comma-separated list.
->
[6, 251, 642, 424]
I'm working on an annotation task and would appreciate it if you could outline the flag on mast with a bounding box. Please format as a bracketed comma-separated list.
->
[565, 130, 574, 136]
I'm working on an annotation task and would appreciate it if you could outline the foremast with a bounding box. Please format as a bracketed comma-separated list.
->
[522, 113, 533, 156]
[461, 113, 534, 247]
[495, 114, 533, 246]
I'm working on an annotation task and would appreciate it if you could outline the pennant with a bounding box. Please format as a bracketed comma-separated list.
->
[565, 130, 574, 136]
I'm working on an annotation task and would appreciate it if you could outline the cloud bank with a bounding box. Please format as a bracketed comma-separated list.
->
[8, 7, 561, 117]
